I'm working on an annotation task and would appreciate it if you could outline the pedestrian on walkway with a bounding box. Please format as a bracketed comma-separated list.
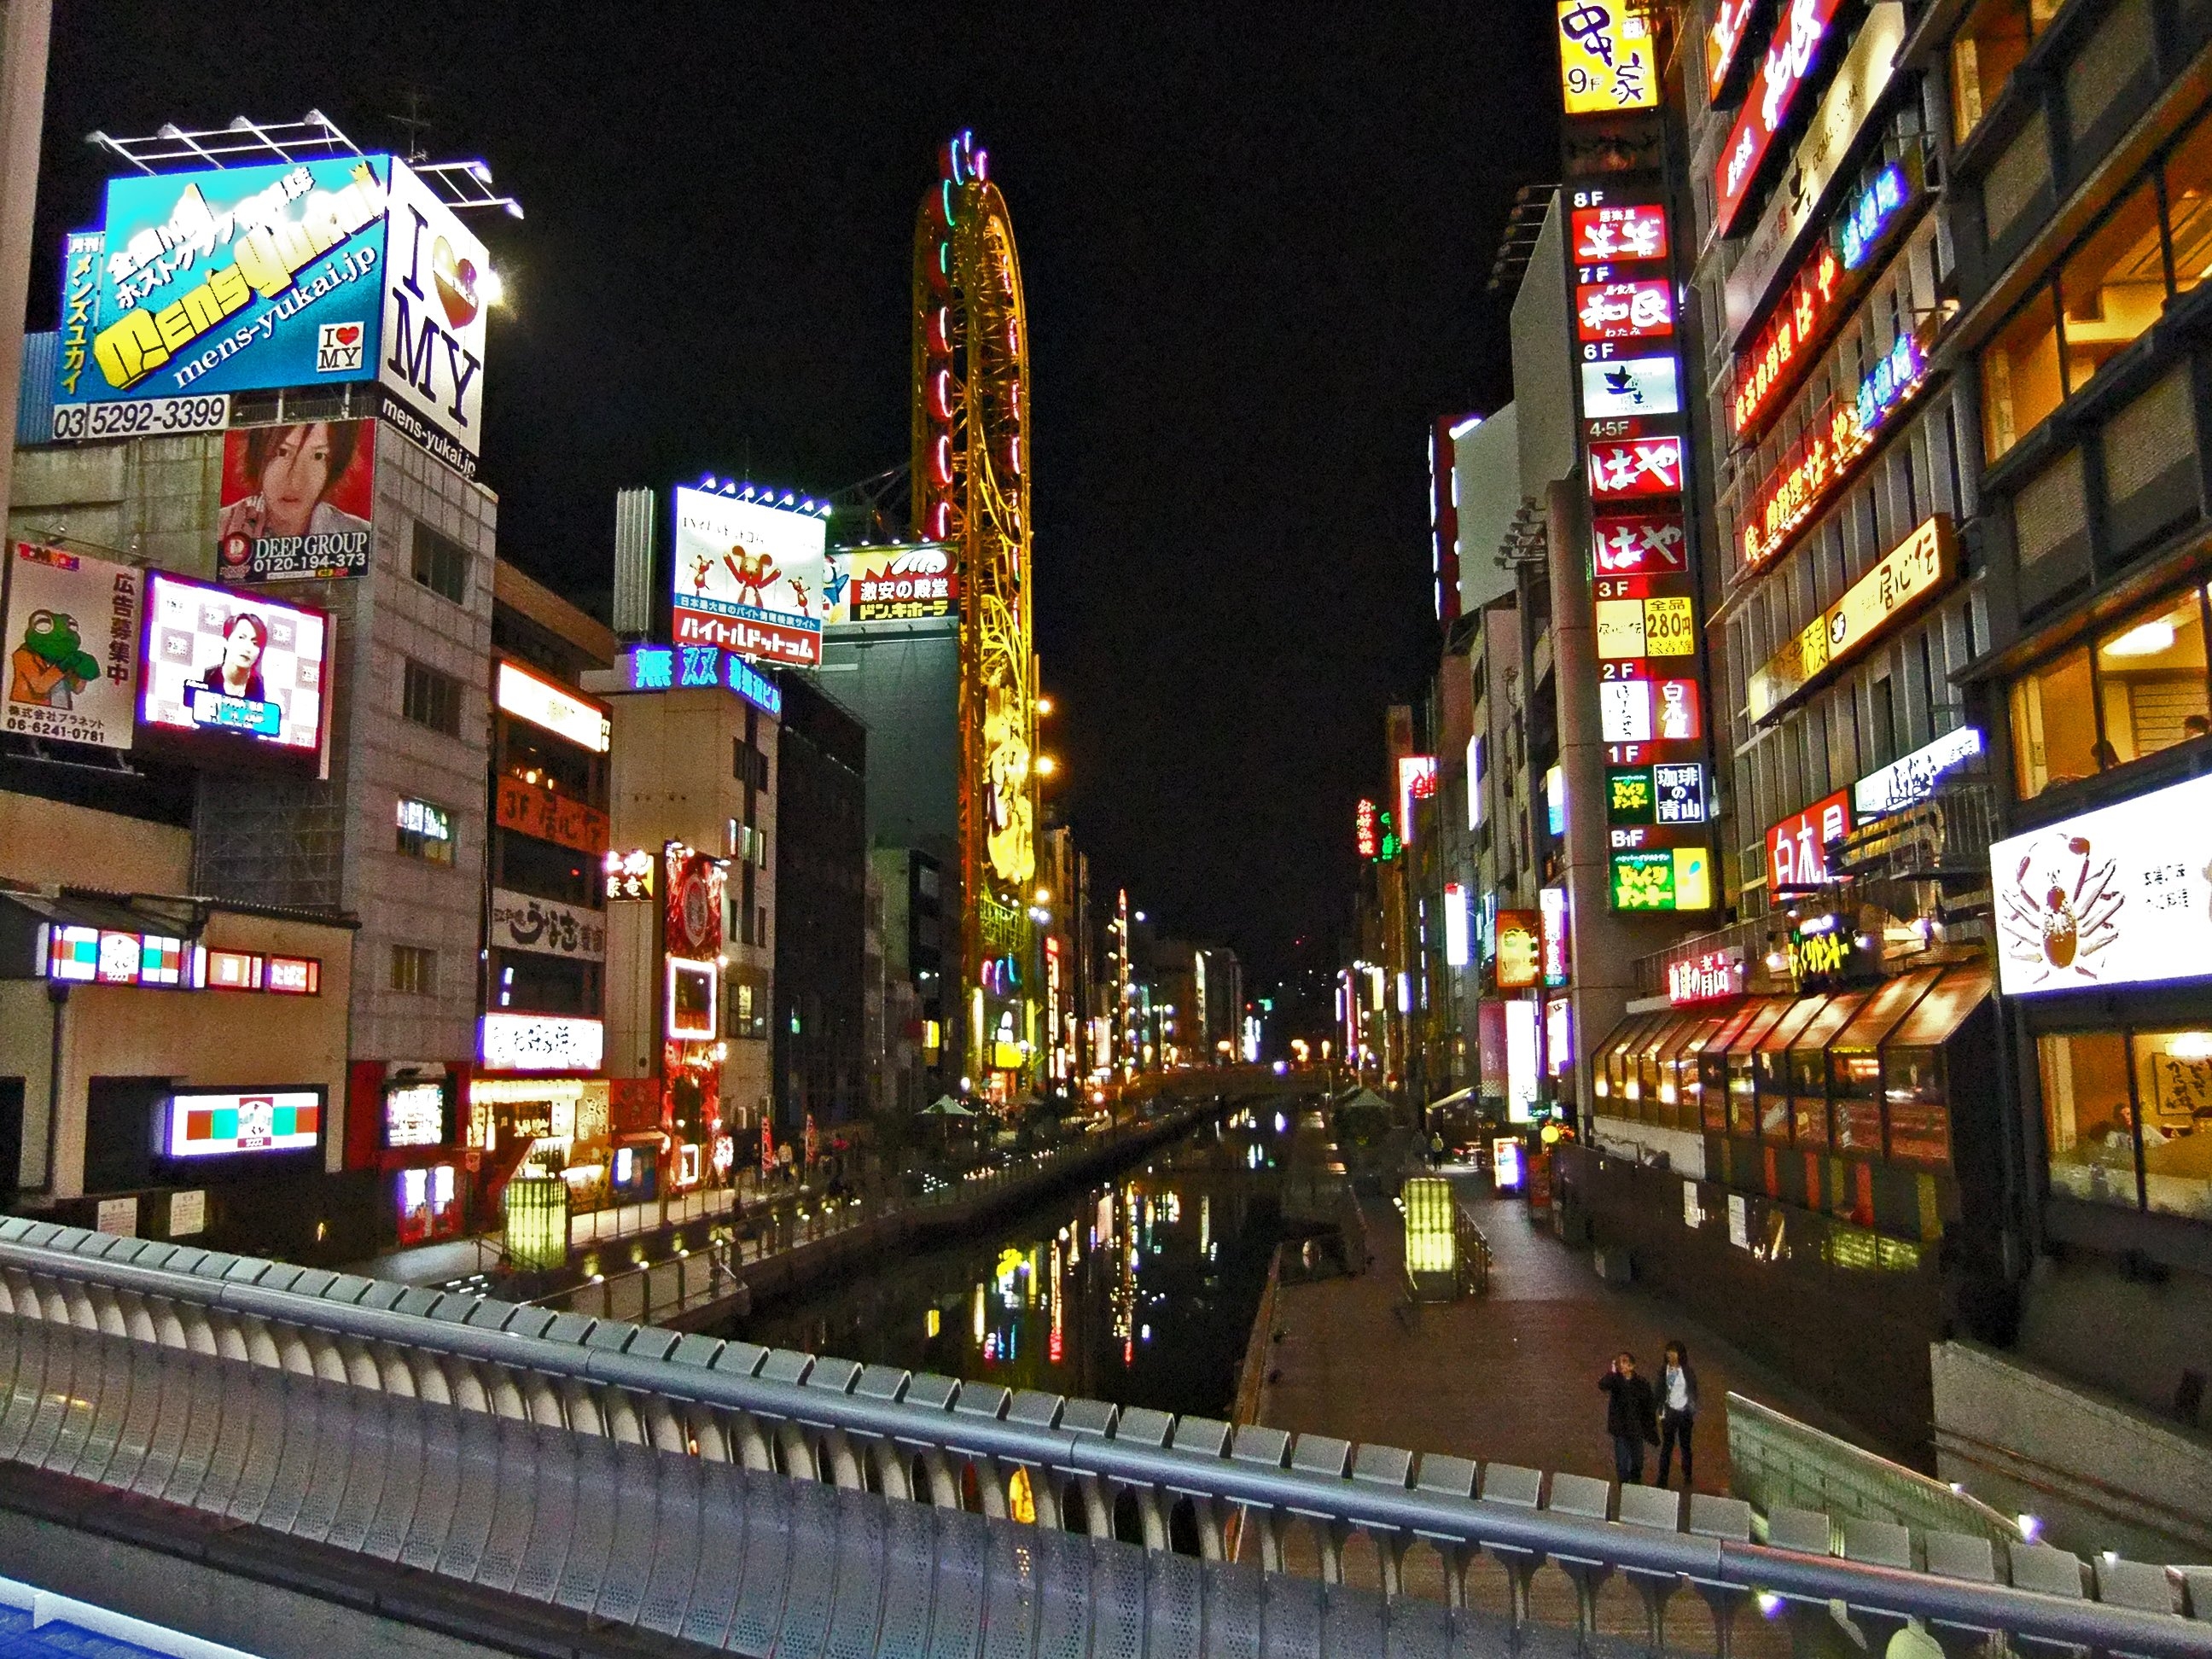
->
[1599, 1351, 1658, 1486]
[1658, 1339, 1699, 1489]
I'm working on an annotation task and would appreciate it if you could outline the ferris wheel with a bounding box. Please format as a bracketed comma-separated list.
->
[911, 130, 1038, 1089]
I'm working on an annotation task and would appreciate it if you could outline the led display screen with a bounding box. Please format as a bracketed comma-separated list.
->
[138, 570, 329, 764]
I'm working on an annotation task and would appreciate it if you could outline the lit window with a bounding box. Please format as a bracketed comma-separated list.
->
[2040, 1031, 2137, 1208]
[392, 944, 438, 997]
[2133, 1028, 2212, 1220]
[2164, 112, 2212, 294]
[2009, 585, 2212, 797]
[2057, 180, 2167, 394]
[1950, 0, 2059, 143]
[1982, 292, 2064, 462]
[2007, 643, 2097, 797]
[2095, 590, 2210, 765]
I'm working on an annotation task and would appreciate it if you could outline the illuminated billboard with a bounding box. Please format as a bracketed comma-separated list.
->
[216, 419, 375, 583]
[3, 542, 140, 749]
[138, 571, 329, 765]
[1556, 2, 1660, 114]
[1766, 789, 1852, 893]
[1993, 772, 2212, 995]
[54, 155, 493, 471]
[828, 544, 958, 624]
[166, 1088, 322, 1158]
[1713, 0, 1847, 236]
[1748, 515, 1954, 721]
[479, 1013, 604, 1072]
[1610, 847, 1714, 912]
[670, 485, 829, 667]
[497, 660, 610, 752]
[1396, 754, 1438, 843]
[378, 156, 492, 472]
[57, 155, 389, 430]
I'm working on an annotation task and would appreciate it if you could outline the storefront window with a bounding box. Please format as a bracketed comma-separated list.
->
[2058, 181, 2168, 393]
[1982, 291, 2065, 461]
[1885, 1048, 1952, 1164]
[2095, 590, 2211, 763]
[1832, 1053, 1885, 1153]
[1951, 0, 2062, 143]
[2008, 643, 2099, 795]
[2163, 110, 2212, 295]
[2040, 1030, 2139, 1207]
[2132, 1028, 2212, 1220]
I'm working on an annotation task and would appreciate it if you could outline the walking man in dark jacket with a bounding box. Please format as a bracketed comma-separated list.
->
[1599, 1351, 1658, 1485]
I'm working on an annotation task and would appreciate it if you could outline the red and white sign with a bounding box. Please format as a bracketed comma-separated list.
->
[1576, 280, 1675, 342]
[1766, 789, 1851, 892]
[1713, 0, 1845, 236]
[1588, 436, 1684, 500]
[1570, 203, 1668, 268]
[1668, 950, 1743, 1004]
[1592, 512, 1688, 573]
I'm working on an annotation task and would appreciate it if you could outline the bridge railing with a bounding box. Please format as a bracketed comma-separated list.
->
[0, 1215, 2208, 1658]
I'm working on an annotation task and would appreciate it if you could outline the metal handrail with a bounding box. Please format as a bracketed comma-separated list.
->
[0, 1220, 2206, 1656]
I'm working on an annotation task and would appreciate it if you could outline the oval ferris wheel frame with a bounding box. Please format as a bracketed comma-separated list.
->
[911, 131, 1038, 1086]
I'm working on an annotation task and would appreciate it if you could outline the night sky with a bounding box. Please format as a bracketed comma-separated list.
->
[31, 5, 1560, 981]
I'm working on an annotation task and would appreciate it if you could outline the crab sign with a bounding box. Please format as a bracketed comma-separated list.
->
[1999, 833, 2124, 985]
[722, 545, 782, 609]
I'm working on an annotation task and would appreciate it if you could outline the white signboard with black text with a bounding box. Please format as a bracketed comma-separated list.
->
[491, 888, 608, 962]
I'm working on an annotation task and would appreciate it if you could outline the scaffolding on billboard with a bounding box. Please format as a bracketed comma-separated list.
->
[84, 112, 523, 217]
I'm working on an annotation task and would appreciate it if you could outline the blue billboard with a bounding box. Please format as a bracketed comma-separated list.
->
[55, 154, 392, 419]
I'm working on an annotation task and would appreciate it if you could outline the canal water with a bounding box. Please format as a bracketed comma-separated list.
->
[722, 1100, 1301, 1418]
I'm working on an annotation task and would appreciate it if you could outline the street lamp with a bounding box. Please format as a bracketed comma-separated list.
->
[1035, 754, 1058, 777]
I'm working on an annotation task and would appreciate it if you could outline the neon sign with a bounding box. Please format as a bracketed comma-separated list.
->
[1714, 0, 1846, 236]
[1732, 244, 1839, 439]
[1592, 511, 1688, 573]
[1354, 797, 1379, 859]
[1766, 789, 1852, 892]
[1739, 323, 1929, 570]
[1588, 436, 1683, 499]
[1668, 950, 1743, 1004]
[1571, 203, 1668, 267]
[1576, 280, 1674, 342]
[1708, 0, 1760, 102]
[620, 643, 783, 718]
[1841, 159, 1913, 271]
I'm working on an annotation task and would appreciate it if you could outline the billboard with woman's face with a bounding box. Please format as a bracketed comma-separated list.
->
[139, 571, 329, 769]
[217, 419, 375, 582]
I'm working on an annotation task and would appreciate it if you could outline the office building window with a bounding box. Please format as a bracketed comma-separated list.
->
[396, 797, 456, 864]
[412, 522, 470, 604]
[391, 945, 438, 996]
[403, 659, 463, 736]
